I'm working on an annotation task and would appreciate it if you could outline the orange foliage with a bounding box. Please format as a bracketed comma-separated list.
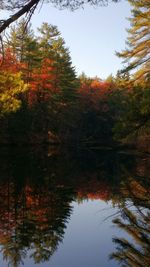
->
[31, 59, 57, 91]
[0, 51, 61, 107]
[0, 48, 25, 73]
[77, 178, 110, 201]
[28, 58, 60, 106]
[79, 78, 112, 111]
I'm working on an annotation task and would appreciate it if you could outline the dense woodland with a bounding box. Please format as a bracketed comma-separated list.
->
[0, 0, 150, 150]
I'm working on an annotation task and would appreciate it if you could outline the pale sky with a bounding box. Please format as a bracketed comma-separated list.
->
[31, 1, 131, 79]
[1, 1, 131, 79]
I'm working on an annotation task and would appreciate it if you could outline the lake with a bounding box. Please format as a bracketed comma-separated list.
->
[0, 146, 149, 267]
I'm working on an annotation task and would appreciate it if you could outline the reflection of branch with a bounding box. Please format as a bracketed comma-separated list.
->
[102, 210, 122, 222]
[110, 206, 150, 267]
[102, 207, 128, 223]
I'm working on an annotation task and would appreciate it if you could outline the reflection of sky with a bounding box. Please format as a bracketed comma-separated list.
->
[0, 199, 128, 267]
[50, 200, 116, 267]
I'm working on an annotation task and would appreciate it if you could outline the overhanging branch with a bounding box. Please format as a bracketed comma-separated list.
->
[0, 0, 40, 34]
[0, 0, 120, 34]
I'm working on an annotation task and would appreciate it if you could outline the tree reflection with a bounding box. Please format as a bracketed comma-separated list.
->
[110, 159, 150, 267]
[0, 147, 149, 266]
[0, 182, 73, 266]
[0, 150, 74, 267]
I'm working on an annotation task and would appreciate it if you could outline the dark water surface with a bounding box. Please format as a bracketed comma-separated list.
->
[0, 146, 149, 267]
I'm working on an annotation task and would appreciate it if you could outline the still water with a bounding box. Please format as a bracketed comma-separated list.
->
[0, 147, 149, 267]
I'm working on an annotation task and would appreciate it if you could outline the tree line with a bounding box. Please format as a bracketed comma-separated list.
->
[0, 0, 150, 149]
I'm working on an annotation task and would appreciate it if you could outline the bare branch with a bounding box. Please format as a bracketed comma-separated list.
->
[0, 0, 40, 34]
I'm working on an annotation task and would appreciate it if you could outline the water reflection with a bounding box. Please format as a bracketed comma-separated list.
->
[0, 147, 149, 267]
[110, 158, 150, 267]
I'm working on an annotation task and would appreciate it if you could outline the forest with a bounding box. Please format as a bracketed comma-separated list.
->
[0, 2, 149, 267]
[0, 0, 150, 151]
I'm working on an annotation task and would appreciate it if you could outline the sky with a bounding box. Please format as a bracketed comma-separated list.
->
[30, 1, 131, 79]
[1, 1, 131, 79]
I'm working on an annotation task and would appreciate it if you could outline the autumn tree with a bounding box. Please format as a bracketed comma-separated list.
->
[0, 72, 28, 115]
[1, 21, 79, 144]
[76, 75, 116, 144]
[0, 50, 28, 116]
[117, 0, 150, 80]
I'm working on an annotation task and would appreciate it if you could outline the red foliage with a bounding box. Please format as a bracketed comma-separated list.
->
[0, 51, 61, 107]
[77, 177, 110, 201]
[28, 58, 60, 106]
[0, 48, 24, 73]
[31, 59, 57, 91]
[79, 78, 112, 111]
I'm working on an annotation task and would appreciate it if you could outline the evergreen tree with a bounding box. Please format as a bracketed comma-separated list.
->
[37, 22, 78, 101]
[6, 19, 41, 82]
[35, 23, 78, 140]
